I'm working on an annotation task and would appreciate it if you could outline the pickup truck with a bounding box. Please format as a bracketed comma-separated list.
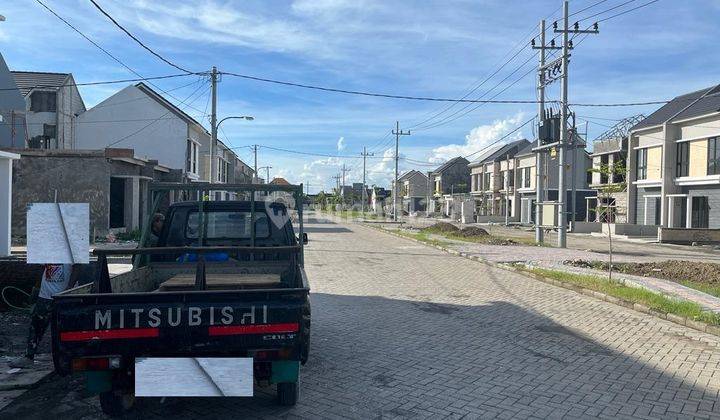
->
[50, 183, 310, 415]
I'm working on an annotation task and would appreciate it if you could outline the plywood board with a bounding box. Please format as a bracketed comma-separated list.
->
[159, 273, 281, 291]
[26, 203, 89, 264]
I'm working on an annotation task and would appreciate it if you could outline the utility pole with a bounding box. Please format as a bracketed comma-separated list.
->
[392, 121, 411, 221]
[505, 153, 510, 226]
[332, 174, 341, 194]
[251, 144, 259, 183]
[553, 0, 599, 248]
[209, 66, 218, 185]
[361, 147, 374, 214]
[259, 166, 272, 184]
[340, 164, 351, 206]
[532, 21, 557, 243]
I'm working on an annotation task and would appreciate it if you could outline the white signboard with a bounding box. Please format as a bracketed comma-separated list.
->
[135, 357, 253, 397]
[27, 203, 89, 264]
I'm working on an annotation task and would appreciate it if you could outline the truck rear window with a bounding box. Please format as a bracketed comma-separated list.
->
[185, 211, 270, 239]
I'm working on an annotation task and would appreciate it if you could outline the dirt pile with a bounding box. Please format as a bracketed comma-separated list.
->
[423, 222, 459, 233]
[564, 259, 720, 287]
[454, 227, 490, 237]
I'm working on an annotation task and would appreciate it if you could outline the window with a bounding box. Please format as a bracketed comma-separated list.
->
[483, 173, 490, 190]
[522, 167, 531, 188]
[676, 142, 689, 177]
[30, 91, 56, 112]
[499, 171, 506, 190]
[186, 140, 199, 174]
[186, 211, 270, 239]
[708, 137, 720, 175]
[508, 169, 514, 188]
[216, 157, 229, 183]
[636, 148, 647, 180]
[43, 124, 56, 139]
[691, 196, 709, 228]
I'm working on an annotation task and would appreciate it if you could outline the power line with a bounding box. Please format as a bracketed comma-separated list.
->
[34, 0, 206, 116]
[0, 73, 195, 92]
[219, 70, 542, 104]
[87, 0, 194, 74]
[568, 0, 613, 18]
[597, 0, 660, 23]
[463, 116, 536, 159]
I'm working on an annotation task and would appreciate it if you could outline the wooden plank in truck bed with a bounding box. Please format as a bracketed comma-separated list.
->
[158, 273, 281, 291]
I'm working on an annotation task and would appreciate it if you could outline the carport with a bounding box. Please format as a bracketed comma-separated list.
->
[0, 150, 19, 256]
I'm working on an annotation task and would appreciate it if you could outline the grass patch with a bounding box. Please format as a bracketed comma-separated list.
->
[565, 260, 720, 298]
[521, 266, 720, 326]
[680, 281, 720, 299]
[392, 229, 453, 247]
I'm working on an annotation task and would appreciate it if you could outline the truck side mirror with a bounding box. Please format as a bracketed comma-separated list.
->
[300, 233, 308, 244]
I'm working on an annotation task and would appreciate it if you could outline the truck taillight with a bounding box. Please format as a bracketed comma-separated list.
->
[72, 356, 121, 371]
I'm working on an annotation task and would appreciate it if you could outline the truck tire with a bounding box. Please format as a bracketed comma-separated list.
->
[99, 390, 135, 416]
[277, 382, 299, 406]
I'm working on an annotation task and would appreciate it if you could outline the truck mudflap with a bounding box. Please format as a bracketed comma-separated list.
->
[51, 289, 309, 375]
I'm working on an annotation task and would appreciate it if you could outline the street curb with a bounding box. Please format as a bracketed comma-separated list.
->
[362, 223, 720, 338]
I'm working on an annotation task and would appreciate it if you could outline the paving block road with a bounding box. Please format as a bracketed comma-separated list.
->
[2, 214, 719, 419]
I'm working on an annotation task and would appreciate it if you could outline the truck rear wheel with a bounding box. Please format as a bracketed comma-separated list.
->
[99, 390, 135, 416]
[277, 381, 299, 406]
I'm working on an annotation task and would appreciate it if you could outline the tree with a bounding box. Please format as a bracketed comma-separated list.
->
[589, 161, 627, 281]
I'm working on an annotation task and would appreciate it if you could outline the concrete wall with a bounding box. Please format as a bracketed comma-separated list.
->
[11, 151, 110, 237]
[75, 85, 189, 170]
[602, 223, 658, 237]
[659, 227, 720, 244]
[571, 222, 602, 233]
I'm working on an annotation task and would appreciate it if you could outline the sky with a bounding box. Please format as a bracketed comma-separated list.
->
[1, 0, 719, 192]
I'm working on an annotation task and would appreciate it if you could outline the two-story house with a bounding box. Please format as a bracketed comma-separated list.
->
[628, 84, 720, 231]
[75, 82, 210, 181]
[469, 139, 530, 220]
[11, 70, 85, 149]
[429, 156, 470, 215]
[586, 116, 645, 223]
[392, 170, 428, 213]
[471, 139, 593, 224]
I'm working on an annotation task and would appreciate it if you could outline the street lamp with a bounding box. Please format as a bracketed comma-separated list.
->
[217, 115, 254, 129]
[211, 115, 253, 184]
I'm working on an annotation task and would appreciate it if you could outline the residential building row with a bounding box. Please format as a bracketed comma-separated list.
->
[0, 53, 255, 237]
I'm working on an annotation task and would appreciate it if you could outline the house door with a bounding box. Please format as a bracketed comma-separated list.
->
[654, 197, 661, 226]
[109, 178, 125, 229]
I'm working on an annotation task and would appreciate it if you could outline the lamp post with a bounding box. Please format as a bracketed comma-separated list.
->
[214, 115, 253, 182]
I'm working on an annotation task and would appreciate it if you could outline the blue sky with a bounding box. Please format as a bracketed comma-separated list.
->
[1, 0, 719, 192]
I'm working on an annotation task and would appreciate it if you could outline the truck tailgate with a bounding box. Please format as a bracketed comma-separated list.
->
[51, 288, 308, 374]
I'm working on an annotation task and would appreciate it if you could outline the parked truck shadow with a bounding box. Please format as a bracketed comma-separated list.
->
[3, 293, 718, 419]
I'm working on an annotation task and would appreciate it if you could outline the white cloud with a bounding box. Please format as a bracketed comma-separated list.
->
[429, 112, 526, 162]
[336, 136, 346, 151]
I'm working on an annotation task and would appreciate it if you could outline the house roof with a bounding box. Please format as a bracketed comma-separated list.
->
[135, 82, 208, 134]
[470, 139, 531, 165]
[398, 169, 423, 182]
[431, 156, 470, 174]
[631, 84, 720, 132]
[10, 71, 70, 96]
[270, 177, 290, 185]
